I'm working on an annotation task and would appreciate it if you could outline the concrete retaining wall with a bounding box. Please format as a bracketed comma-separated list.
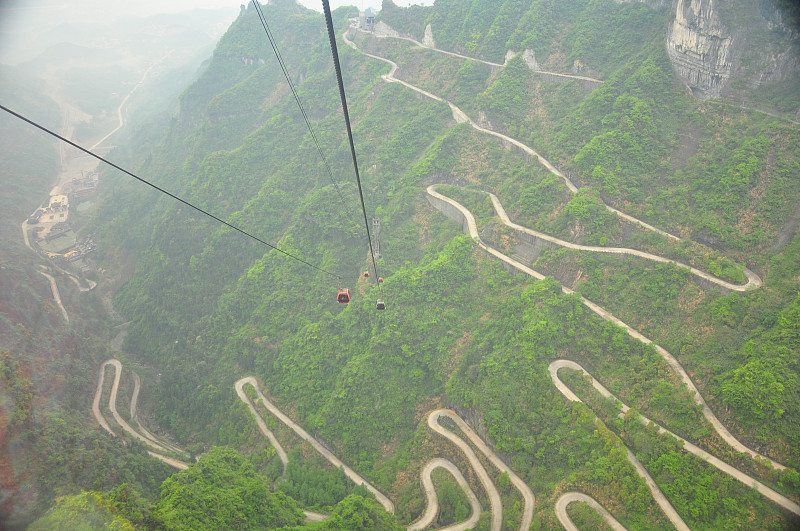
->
[426, 193, 471, 235]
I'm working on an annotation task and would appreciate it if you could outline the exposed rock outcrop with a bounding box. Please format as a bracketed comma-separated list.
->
[666, 0, 733, 98]
[422, 23, 435, 48]
[747, 46, 800, 88]
[665, 0, 799, 101]
[503, 50, 539, 71]
[523, 49, 540, 71]
[571, 59, 587, 74]
[758, 0, 799, 38]
[745, 0, 800, 89]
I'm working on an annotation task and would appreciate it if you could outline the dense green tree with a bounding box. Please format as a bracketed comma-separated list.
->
[154, 447, 305, 530]
[27, 491, 134, 531]
[477, 54, 532, 128]
[304, 495, 404, 531]
[722, 357, 793, 421]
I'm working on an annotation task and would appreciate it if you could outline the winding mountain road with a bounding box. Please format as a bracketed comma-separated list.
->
[548, 366, 689, 530]
[428, 409, 534, 531]
[93, 361, 330, 521]
[130, 371, 186, 455]
[344, 30, 684, 241]
[488, 192, 760, 291]
[232, 380, 331, 524]
[234, 377, 290, 474]
[21, 220, 31, 249]
[146, 451, 189, 470]
[98, 307, 795, 527]
[92, 359, 188, 468]
[237, 379, 621, 531]
[364, 27, 603, 84]
[550, 360, 800, 517]
[38, 271, 68, 323]
[83, 27, 794, 531]
[555, 492, 627, 531]
[262, 53, 792, 516]
[235, 377, 395, 514]
[427, 410, 502, 531]
[92, 361, 115, 437]
[93, 359, 170, 451]
[428, 184, 788, 474]
[370, 27, 501, 68]
[238, 378, 531, 530]
[67, 274, 97, 292]
[407, 458, 481, 531]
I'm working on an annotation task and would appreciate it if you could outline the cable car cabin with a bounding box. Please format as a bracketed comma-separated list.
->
[363, 271, 370, 278]
[378, 277, 384, 283]
[376, 299, 386, 310]
[337, 288, 351, 304]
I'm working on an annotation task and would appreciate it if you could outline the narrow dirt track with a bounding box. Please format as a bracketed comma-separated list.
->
[550, 360, 800, 517]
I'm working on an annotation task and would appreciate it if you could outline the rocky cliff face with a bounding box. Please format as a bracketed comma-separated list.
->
[666, 0, 733, 98]
[665, 0, 799, 100]
[748, 0, 800, 88]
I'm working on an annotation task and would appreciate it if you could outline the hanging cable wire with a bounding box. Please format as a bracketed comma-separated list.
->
[321, 0, 383, 298]
[0, 103, 340, 280]
[250, 0, 351, 212]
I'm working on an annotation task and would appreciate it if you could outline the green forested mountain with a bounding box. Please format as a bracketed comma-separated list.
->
[7, 0, 800, 528]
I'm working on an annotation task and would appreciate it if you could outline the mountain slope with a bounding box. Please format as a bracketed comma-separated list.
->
[35, 0, 800, 528]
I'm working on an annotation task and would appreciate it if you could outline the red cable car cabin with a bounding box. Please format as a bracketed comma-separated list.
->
[337, 288, 350, 304]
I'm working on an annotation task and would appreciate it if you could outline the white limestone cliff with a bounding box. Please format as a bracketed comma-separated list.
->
[666, 0, 733, 98]
[422, 24, 435, 48]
